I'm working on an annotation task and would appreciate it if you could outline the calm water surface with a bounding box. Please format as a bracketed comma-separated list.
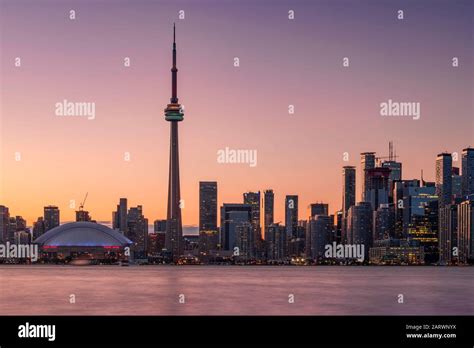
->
[0, 266, 472, 315]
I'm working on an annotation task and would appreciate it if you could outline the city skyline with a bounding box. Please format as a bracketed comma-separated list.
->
[1, 0, 473, 226]
[2, 146, 473, 228]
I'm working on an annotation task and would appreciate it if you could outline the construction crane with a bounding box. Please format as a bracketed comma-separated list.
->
[376, 141, 399, 164]
[79, 192, 88, 212]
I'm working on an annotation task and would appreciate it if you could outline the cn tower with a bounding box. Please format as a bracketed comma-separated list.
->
[164, 24, 184, 260]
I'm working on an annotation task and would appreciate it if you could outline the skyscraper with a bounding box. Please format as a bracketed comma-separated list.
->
[0, 205, 10, 243]
[32, 217, 46, 239]
[199, 181, 218, 252]
[263, 189, 274, 238]
[112, 198, 128, 235]
[361, 152, 376, 201]
[127, 205, 148, 259]
[235, 222, 255, 259]
[164, 24, 184, 259]
[381, 141, 402, 201]
[243, 191, 261, 241]
[347, 202, 373, 260]
[407, 200, 439, 264]
[220, 204, 252, 251]
[452, 167, 462, 199]
[265, 223, 286, 260]
[306, 215, 331, 261]
[365, 167, 391, 210]
[439, 204, 458, 265]
[154, 219, 167, 233]
[309, 203, 329, 218]
[462, 147, 474, 197]
[457, 198, 473, 264]
[285, 195, 298, 240]
[382, 160, 402, 201]
[373, 204, 395, 241]
[402, 183, 437, 235]
[342, 166, 356, 242]
[436, 153, 452, 207]
[44, 205, 60, 232]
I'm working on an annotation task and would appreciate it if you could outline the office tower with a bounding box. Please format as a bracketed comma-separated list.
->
[5, 216, 26, 243]
[44, 205, 60, 232]
[243, 191, 261, 241]
[147, 232, 166, 256]
[266, 223, 286, 260]
[127, 205, 148, 259]
[164, 24, 185, 260]
[32, 217, 46, 239]
[436, 153, 453, 207]
[112, 211, 118, 229]
[382, 160, 402, 183]
[342, 166, 356, 242]
[14, 230, 31, 244]
[220, 204, 252, 251]
[287, 220, 306, 257]
[119, 198, 127, 233]
[235, 222, 255, 259]
[402, 183, 437, 235]
[452, 167, 462, 199]
[407, 200, 439, 264]
[0, 205, 9, 243]
[347, 202, 373, 259]
[285, 195, 298, 240]
[306, 215, 331, 261]
[438, 204, 458, 265]
[199, 181, 218, 252]
[457, 198, 473, 263]
[309, 203, 329, 218]
[342, 166, 356, 213]
[263, 189, 274, 238]
[365, 167, 391, 210]
[361, 152, 376, 201]
[335, 210, 343, 243]
[381, 141, 402, 201]
[393, 179, 420, 211]
[200, 182, 218, 231]
[373, 204, 395, 241]
[14, 216, 27, 231]
[154, 219, 167, 233]
[462, 147, 474, 196]
[382, 160, 402, 201]
[8, 217, 17, 242]
[112, 198, 128, 234]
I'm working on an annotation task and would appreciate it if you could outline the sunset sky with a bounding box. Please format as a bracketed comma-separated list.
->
[1, 0, 473, 226]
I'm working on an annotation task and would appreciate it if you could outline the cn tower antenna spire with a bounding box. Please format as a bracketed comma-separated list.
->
[171, 23, 178, 104]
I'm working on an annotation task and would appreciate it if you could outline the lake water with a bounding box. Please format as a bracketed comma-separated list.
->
[0, 265, 472, 315]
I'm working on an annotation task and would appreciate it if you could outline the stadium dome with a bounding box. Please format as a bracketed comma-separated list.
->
[34, 221, 132, 247]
